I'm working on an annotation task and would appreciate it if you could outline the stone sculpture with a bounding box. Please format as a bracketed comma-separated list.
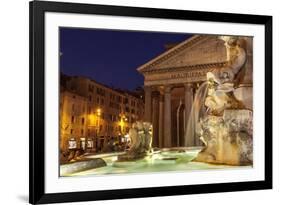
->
[193, 36, 253, 166]
[118, 121, 153, 161]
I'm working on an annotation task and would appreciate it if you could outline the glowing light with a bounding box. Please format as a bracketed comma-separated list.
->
[97, 108, 101, 116]
[124, 134, 129, 138]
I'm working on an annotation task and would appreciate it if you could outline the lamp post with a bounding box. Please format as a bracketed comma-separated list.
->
[96, 108, 101, 135]
[96, 108, 101, 151]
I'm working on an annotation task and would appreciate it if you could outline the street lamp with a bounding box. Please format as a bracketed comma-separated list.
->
[97, 108, 101, 117]
[96, 108, 101, 135]
[96, 108, 102, 152]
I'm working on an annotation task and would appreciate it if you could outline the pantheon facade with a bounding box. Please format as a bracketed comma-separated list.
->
[137, 35, 253, 148]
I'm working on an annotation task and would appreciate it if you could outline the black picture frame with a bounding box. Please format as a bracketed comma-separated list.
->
[29, 0, 272, 204]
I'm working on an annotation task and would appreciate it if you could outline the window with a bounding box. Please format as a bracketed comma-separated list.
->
[109, 101, 119, 110]
[88, 84, 94, 92]
[88, 95, 92, 102]
[99, 125, 103, 132]
[123, 98, 128, 104]
[108, 114, 112, 121]
[72, 104, 75, 111]
[97, 87, 105, 96]
[110, 93, 115, 100]
[70, 129, 73, 134]
[125, 107, 130, 112]
[71, 116, 75, 123]
[81, 117, 85, 125]
[110, 115, 116, 122]
[117, 96, 121, 102]
[81, 129, 84, 135]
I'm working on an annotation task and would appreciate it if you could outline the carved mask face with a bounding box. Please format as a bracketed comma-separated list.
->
[227, 37, 238, 47]
[219, 36, 237, 48]
[207, 71, 221, 85]
[221, 71, 229, 79]
[143, 122, 152, 133]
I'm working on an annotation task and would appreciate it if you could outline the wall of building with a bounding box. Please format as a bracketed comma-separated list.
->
[60, 75, 145, 153]
[60, 90, 88, 152]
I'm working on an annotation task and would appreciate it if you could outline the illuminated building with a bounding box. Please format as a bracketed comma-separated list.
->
[59, 74, 145, 153]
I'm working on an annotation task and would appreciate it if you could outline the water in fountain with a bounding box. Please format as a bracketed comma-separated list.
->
[184, 82, 209, 147]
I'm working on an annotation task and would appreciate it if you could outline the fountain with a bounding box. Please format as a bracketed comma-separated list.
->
[60, 36, 253, 177]
[185, 81, 209, 147]
[188, 36, 253, 166]
[117, 121, 153, 161]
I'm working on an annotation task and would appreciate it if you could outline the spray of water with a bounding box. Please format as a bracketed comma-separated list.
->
[185, 82, 209, 147]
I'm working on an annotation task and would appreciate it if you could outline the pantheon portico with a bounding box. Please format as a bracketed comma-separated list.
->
[137, 35, 253, 148]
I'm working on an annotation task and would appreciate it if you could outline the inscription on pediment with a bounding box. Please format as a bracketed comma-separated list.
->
[143, 66, 221, 86]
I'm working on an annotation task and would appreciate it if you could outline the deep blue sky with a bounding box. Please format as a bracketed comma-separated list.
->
[60, 28, 191, 90]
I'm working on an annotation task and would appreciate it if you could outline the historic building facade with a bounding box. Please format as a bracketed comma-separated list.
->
[60, 75, 145, 153]
[137, 35, 253, 148]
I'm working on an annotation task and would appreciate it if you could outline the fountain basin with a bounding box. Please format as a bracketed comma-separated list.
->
[60, 147, 250, 177]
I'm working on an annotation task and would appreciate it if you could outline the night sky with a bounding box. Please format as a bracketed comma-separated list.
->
[60, 28, 191, 90]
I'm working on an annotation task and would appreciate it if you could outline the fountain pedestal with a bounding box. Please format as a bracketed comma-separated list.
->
[194, 109, 253, 166]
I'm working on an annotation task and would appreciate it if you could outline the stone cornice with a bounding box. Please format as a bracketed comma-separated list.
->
[142, 61, 227, 75]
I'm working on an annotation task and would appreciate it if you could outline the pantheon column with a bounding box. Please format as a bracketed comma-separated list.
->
[144, 86, 152, 122]
[158, 92, 164, 148]
[152, 92, 159, 147]
[163, 86, 172, 147]
[184, 83, 194, 146]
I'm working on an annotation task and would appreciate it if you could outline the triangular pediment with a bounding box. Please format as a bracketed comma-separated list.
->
[137, 35, 227, 73]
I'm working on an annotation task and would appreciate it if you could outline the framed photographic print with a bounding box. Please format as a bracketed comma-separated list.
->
[29, 0, 272, 204]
